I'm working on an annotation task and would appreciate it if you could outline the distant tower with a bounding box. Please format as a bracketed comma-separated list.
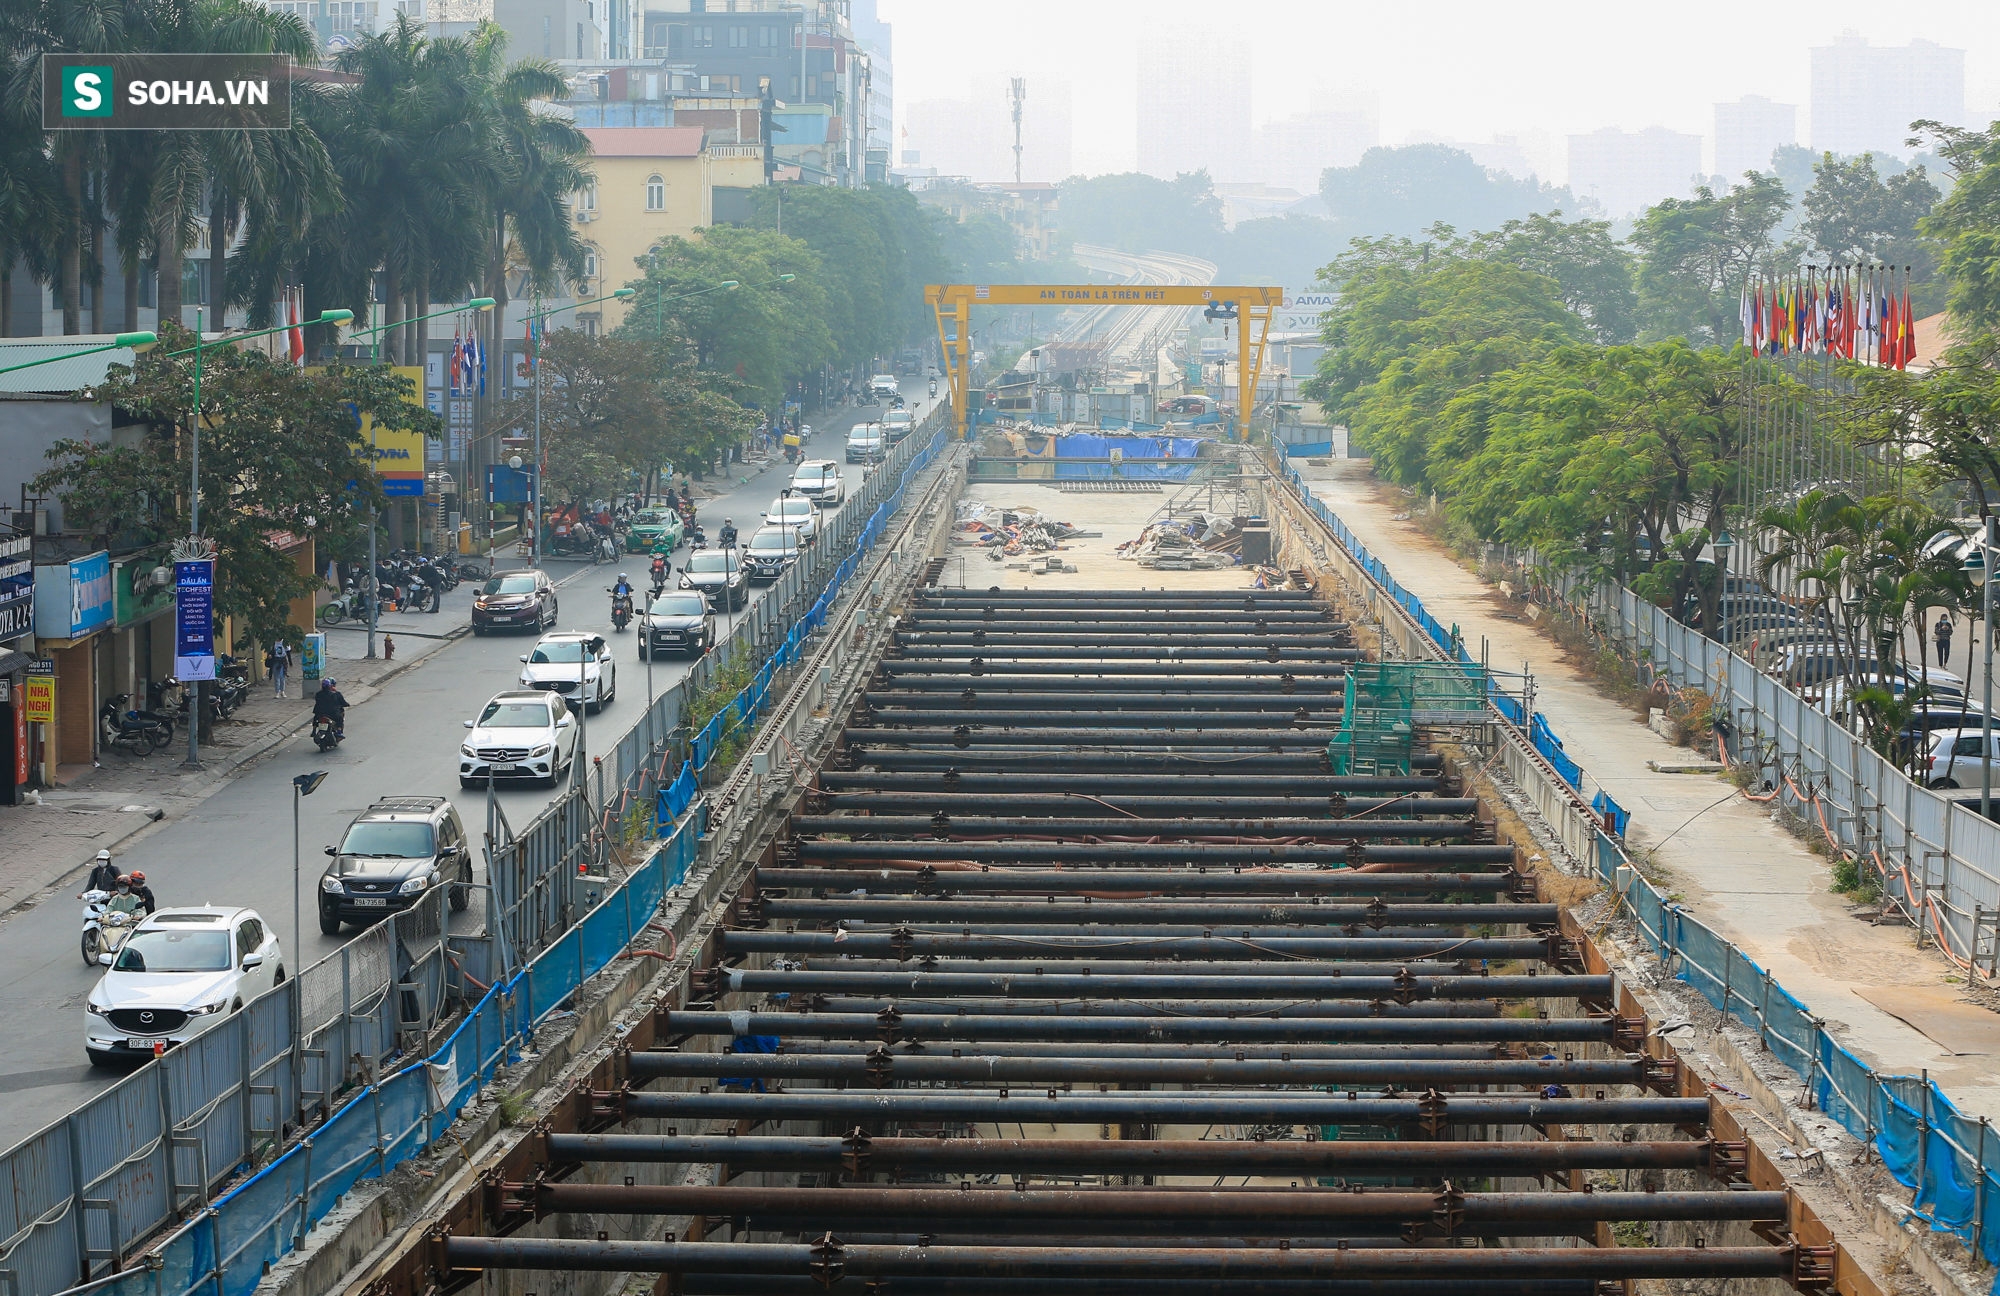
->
[1010, 78, 1026, 183]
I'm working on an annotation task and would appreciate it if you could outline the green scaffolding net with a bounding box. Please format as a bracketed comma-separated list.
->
[1327, 662, 1489, 777]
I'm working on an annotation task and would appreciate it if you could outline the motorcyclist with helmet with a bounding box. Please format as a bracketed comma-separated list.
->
[718, 518, 739, 549]
[313, 678, 350, 738]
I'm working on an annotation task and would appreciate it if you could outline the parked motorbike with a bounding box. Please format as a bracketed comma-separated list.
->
[80, 890, 140, 966]
[311, 714, 343, 752]
[101, 696, 171, 754]
[318, 580, 375, 626]
[609, 588, 633, 632]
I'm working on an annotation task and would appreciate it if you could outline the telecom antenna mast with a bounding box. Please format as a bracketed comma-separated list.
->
[1010, 78, 1026, 183]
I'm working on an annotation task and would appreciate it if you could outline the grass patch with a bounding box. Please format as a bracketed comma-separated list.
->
[1829, 853, 1884, 905]
[498, 1092, 530, 1126]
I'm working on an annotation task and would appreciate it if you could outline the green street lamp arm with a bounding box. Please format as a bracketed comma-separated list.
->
[0, 331, 157, 377]
[344, 297, 496, 342]
[526, 287, 637, 323]
[164, 310, 354, 357]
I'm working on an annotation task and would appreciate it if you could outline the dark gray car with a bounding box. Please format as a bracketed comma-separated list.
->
[318, 796, 470, 933]
[680, 549, 749, 610]
[640, 591, 716, 659]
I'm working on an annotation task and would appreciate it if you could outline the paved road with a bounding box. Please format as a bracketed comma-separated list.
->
[0, 396, 936, 1132]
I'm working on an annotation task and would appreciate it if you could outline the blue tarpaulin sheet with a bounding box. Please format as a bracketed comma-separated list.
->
[1053, 434, 1209, 458]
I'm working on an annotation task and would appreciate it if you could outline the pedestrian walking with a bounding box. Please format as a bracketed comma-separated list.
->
[1936, 615, 1956, 670]
[266, 638, 292, 698]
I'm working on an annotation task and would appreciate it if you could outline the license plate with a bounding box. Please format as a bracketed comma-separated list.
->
[491, 764, 522, 773]
[353, 898, 388, 908]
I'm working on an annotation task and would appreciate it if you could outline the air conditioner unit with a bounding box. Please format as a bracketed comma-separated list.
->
[575, 211, 597, 223]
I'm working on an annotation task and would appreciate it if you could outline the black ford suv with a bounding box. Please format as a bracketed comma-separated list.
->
[318, 796, 471, 932]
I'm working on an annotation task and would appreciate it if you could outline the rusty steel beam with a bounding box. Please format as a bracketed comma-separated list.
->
[626, 1052, 1649, 1087]
[793, 842, 1514, 866]
[787, 815, 1472, 839]
[805, 792, 1475, 815]
[706, 968, 1601, 1001]
[678, 1275, 1593, 1295]
[750, 899, 1544, 925]
[441, 1237, 1793, 1280]
[656, 1009, 1603, 1045]
[766, 869, 1508, 895]
[719, 933, 1555, 961]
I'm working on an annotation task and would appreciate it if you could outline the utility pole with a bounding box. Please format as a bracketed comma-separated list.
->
[1009, 78, 1026, 184]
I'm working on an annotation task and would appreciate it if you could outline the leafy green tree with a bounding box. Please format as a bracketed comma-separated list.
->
[1216, 213, 1346, 287]
[1054, 170, 1224, 257]
[1914, 122, 2000, 333]
[1319, 145, 1590, 241]
[1838, 333, 2000, 521]
[1629, 174, 1793, 345]
[1801, 153, 1941, 309]
[627, 225, 832, 406]
[1467, 211, 1638, 343]
[31, 323, 440, 649]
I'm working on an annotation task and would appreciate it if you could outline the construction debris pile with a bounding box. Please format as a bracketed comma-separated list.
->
[1118, 513, 1244, 569]
[953, 502, 1098, 560]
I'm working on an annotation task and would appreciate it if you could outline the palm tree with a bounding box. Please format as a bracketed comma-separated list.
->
[0, 94, 67, 334]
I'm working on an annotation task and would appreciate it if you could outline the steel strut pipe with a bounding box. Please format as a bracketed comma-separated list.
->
[711, 968, 1602, 1000]
[629, 1052, 1648, 1086]
[766, 868, 1511, 894]
[849, 753, 1441, 774]
[799, 999, 1506, 1018]
[916, 590, 1325, 604]
[515, 1183, 1784, 1225]
[785, 958, 1485, 977]
[844, 727, 1343, 746]
[441, 1237, 1790, 1280]
[787, 816, 1473, 839]
[894, 634, 1356, 649]
[889, 648, 1358, 661]
[864, 694, 1347, 711]
[795, 842, 1515, 865]
[540, 1134, 1716, 1176]
[858, 711, 1353, 729]
[720, 933, 1559, 960]
[610, 1090, 1710, 1127]
[880, 663, 1354, 678]
[815, 773, 1443, 794]
[678, 1276, 1599, 1296]
[753, 899, 1550, 925]
[656, 1010, 1603, 1044]
[772, 1040, 1509, 1060]
[875, 675, 1351, 692]
[806, 793, 1479, 816]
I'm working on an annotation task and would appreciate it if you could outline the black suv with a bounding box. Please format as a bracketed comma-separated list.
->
[318, 796, 471, 932]
[472, 570, 558, 635]
[640, 591, 717, 659]
[680, 549, 749, 610]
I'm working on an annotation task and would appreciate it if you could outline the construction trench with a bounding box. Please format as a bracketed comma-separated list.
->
[347, 462, 1882, 1296]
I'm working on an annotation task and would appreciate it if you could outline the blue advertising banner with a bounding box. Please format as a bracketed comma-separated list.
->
[31, 550, 112, 639]
[174, 559, 215, 681]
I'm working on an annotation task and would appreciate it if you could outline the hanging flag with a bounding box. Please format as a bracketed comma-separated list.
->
[1894, 276, 1917, 370]
[287, 288, 305, 366]
[450, 330, 464, 395]
[474, 331, 486, 395]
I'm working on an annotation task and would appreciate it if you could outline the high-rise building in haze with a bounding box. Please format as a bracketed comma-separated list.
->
[1256, 92, 1377, 193]
[1810, 32, 1963, 156]
[851, 0, 892, 182]
[1566, 126, 1703, 217]
[904, 81, 1071, 183]
[1136, 35, 1251, 182]
[1713, 95, 1796, 181]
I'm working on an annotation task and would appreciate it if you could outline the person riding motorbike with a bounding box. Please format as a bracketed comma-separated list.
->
[649, 554, 669, 591]
[84, 849, 121, 896]
[612, 572, 634, 599]
[128, 870, 157, 914]
[105, 877, 145, 919]
[312, 678, 349, 738]
[718, 518, 738, 549]
[417, 558, 448, 613]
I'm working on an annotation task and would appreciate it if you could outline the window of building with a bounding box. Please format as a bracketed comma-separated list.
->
[646, 174, 665, 210]
[691, 24, 713, 48]
[578, 313, 600, 337]
[581, 183, 597, 211]
[757, 24, 777, 50]
[583, 248, 598, 280]
[806, 75, 817, 98]
[727, 25, 747, 47]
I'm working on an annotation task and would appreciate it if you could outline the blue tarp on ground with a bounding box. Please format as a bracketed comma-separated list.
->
[1053, 434, 1209, 458]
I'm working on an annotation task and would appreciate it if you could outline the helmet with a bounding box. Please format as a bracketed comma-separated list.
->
[129, 871, 146, 883]
[725, 517, 734, 525]
[115, 875, 132, 888]
[619, 573, 628, 581]
[322, 678, 337, 689]
[96, 849, 112, 862]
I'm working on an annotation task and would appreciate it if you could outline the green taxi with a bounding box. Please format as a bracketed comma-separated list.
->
[624, 509, 685, 553]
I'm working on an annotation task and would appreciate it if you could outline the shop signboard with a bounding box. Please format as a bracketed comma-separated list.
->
[24, 660, 55, 724]
[33, 551, 112, 639]
[113, 553, 174, 628]
[0, 535, 30, 642]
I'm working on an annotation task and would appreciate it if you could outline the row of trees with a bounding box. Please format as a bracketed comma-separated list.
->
[1, 0, 590, 361]
[1300, 122, 2000, 757]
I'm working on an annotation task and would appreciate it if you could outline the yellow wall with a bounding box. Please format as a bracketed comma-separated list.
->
[580, 153, 714, 332]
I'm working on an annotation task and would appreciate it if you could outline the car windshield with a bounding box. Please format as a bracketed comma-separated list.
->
[633, 511, 664, 525]
[113, 928, 231, 973]
[749, 532, 793, 551]
[687, 553, 733, 573]
[340, 821, 436, 858]
[483, 575, 537, 595]
[649, 594, 707, 616]
[850, 431, 881, 443]
[528, 641, 590, 663]
[773, 500, 812, 517]
[478, 699, 553, 728]
[794, 467, 828, 483]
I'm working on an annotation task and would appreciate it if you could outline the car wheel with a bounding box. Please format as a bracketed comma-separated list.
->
[638, 645, 650, 661]
[449, 880, 470, 913]
[319, 907, 343, 934]
[273, 966, 286, 986]
[1931, 778, 1961, 789]
[460, 777, 479, 789]
[81, 930, 101, 966]
[86, 1048, 121, 1069]
[471, 626, 484, 637]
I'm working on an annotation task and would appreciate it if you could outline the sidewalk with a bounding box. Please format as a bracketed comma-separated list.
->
[1293, 455, 2000, 1123]
[0, 585, 471, 917]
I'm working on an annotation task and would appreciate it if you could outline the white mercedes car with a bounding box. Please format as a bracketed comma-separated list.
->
[85, 907, 285, 1066]
[460, 690, 579, 788]
[519, 631, 616, 713]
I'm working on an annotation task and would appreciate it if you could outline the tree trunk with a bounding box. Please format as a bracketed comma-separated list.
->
[381, 269, 402, 364]
[415, 281, 430, 374]
[156, 211, 184, 330]
[61, 153, 82, 335]
[209, 188, 229, 327]
[123, 263, 138, 332]
[1, 264, 11, 336]
[86, 176, 105, 334]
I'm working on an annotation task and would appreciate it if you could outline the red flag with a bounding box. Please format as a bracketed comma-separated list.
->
[1896, 281, 1916, 369]
[287, 290, 305, 366]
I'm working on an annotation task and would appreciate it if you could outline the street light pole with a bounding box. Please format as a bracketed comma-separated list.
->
[292, 770, 329, 961]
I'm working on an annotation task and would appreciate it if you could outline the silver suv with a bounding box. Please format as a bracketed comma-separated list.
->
[319, 796, 472, 932]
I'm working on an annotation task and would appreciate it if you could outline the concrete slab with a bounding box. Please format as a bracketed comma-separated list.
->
[1854, 986, 2000, 1057]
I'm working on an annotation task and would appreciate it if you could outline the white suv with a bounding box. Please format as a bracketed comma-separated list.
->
[518, 631, 616, 714]
[764, 494, 819, 542]
[85, 907, 285, 1066]
[460, 690, 579, 788]
[790, 460, 844, 507]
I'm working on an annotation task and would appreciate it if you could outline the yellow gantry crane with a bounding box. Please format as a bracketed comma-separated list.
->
[923, 284, 1287, 442]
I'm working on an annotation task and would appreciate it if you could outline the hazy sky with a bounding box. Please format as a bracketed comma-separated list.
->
[880, 0, 2000, 179]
